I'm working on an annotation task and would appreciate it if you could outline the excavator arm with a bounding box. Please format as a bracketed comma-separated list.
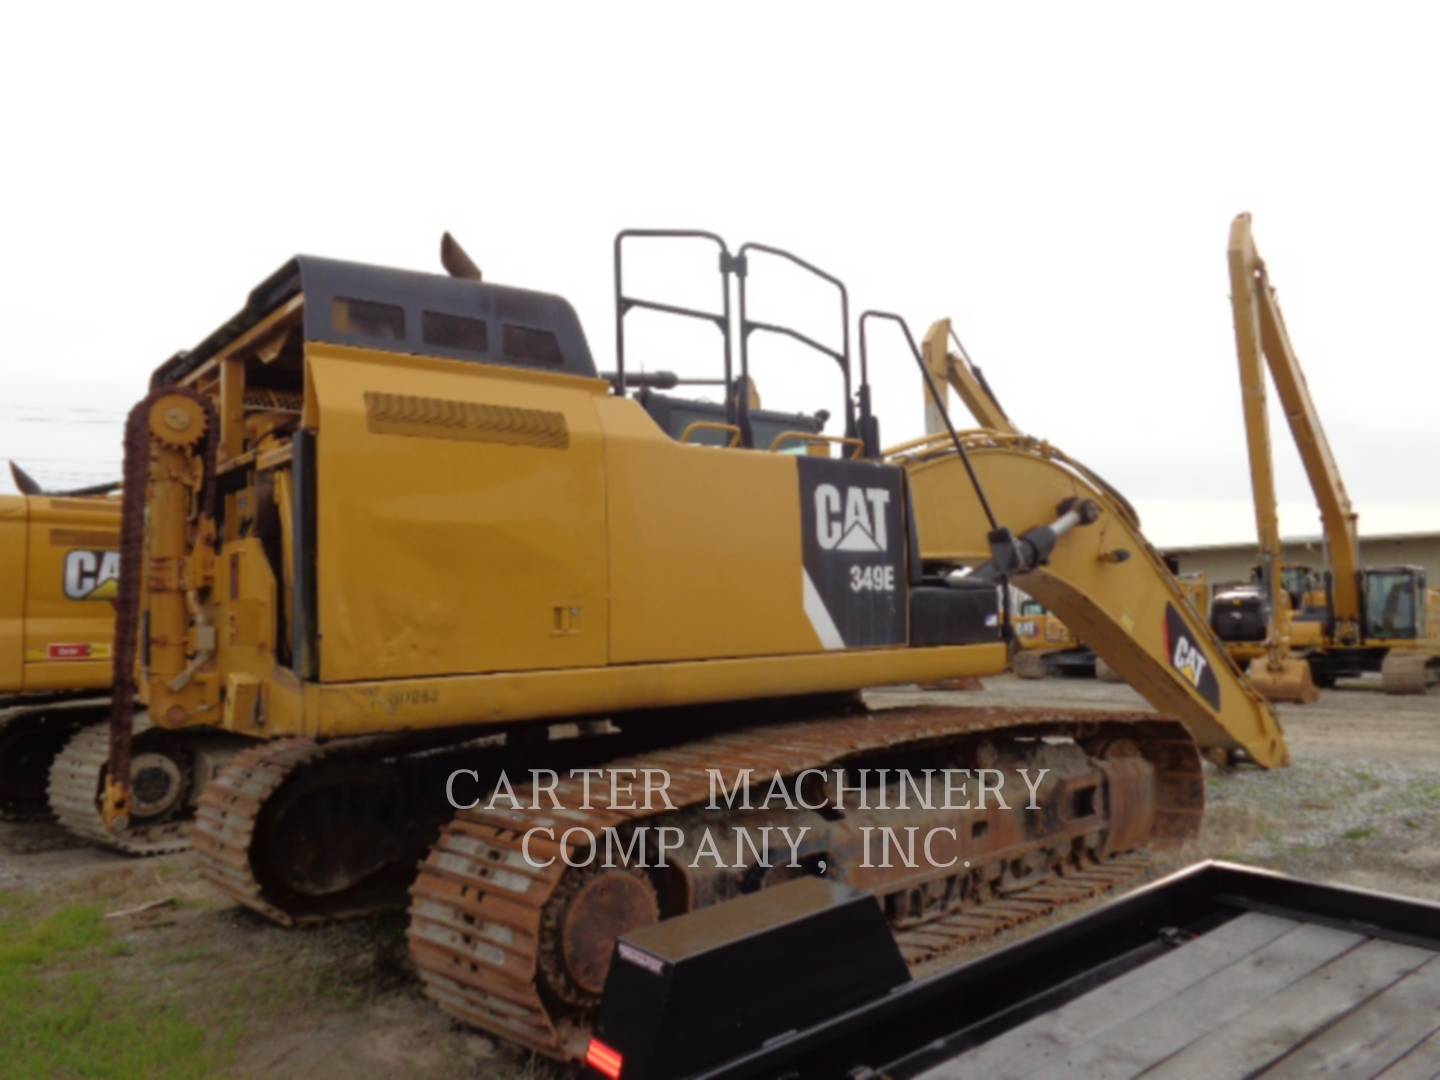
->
[1228, 214, 1362, 640]
[891, 432, 1289, 768]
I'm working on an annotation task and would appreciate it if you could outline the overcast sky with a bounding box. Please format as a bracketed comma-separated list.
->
[3, 3, 1437, 548]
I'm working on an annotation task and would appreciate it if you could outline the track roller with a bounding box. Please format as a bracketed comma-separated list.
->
[1380, 651, 1439, 695]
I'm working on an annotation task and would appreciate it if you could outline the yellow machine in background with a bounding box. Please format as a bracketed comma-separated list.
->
[1010, 592, 1097, 679]
[1222, 217, 1322, 703]
[0, 465, 120, 820]
[79, 230, 1287, 1062]
[1221, 214, 1439, 694]
[1210, 564, 1324, 672]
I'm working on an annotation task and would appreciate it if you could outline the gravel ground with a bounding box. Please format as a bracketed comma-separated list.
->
[872, 671, 1440, 901]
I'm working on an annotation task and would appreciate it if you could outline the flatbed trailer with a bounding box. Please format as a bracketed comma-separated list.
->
[587, 861, 1440, 1079]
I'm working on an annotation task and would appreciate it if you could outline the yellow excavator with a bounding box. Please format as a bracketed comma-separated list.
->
[78, 230, 1286, 1062]
[0, 463, 121, 821]
[1010, 592, 1093, 678]
[1220, 214, 1439, 695]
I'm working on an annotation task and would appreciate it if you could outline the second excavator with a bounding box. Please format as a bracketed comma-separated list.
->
[1220, 213, 1439, 696]
[83, 229, 1286, 1062]
[1, 464, 121, 825]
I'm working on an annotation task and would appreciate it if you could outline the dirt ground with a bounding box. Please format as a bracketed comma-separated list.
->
[1, 674, 1435, 1077]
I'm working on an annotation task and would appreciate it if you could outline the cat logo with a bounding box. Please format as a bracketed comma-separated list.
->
[1163, 603, 1221, 710]
[1173, 636, 1208, 687]
[63, 549, 120, 602]
[814, 484, 891, 553]
[797, 458, 905, 649]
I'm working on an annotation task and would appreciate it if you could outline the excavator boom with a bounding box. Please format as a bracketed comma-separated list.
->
[892, 431, 1289, 768]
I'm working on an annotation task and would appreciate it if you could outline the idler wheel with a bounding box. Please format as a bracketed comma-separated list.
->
[129, 751, 187, 820]
[542, 866, 660, 1007]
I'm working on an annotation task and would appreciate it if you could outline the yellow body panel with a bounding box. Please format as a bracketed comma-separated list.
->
[308, 348, 612, 681]
[248, 643, 1004, 739]
[0, 493, 120, 694]
[305, 343, 848, 681]
[597, 402, 820, 664]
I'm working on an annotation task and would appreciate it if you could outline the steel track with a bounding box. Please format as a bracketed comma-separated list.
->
[405, 706, 1201, 1061]
[48, 720, 193, 855]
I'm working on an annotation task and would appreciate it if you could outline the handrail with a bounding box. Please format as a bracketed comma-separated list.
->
[736, 241, 857, 450]
[858, 310, 999, 532]
[679, 421, 742, 448]
[613, 230, 735, 424]
[768, 431, 864, 458]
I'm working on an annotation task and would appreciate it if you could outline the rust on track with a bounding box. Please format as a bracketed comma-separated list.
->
[404, 705, 1202, 1061]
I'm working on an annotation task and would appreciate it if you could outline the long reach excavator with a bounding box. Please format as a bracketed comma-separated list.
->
[1218, 213, 1439, 695]
[70, 230, 1287, 1062]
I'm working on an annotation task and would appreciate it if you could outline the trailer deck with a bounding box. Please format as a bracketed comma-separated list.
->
[916, 909, 1440, 1078]
[589, 861, 1440, 1079]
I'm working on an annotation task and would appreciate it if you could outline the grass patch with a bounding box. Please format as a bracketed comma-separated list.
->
[0, 893, 231, 1078]
[1341, 826, 1376, 842]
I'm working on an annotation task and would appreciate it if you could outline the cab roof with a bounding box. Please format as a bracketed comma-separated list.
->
[151, 255, 598, 388]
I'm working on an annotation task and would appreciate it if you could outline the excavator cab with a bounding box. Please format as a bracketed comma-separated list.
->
[1212, 563, 1321, 644]
[1210, 581, 1269, 643]
[1280, 565, 1320, 612]
[613, 231, 873, 458]
[1364, 567, 1426, 641]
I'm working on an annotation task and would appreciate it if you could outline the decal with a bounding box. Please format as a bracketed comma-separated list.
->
[1163, 603, 1221, 710]
[62, 549, 120, 602]
[616, 941, 667, 976]
[40, 642, 112, 662]
[801, 571, 845, 650]
[814, 483, 891, 552]
[797, 457, 906, 649]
